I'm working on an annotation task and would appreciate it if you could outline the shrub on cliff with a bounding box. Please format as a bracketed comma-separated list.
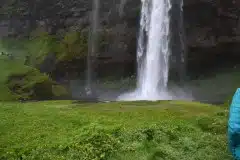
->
[57, 30, 88, 61]
[25, 29, 58, 67]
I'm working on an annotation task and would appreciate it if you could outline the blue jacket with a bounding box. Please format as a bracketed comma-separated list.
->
[228, 88, 240, 159]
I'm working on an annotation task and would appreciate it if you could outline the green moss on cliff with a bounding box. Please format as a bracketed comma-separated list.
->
[57, 30, 88, 61]
[1, 29, 88, 67]
[26, 29, 58, 66]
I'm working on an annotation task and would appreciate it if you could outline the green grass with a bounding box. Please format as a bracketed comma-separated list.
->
[0, 101, 232, 160]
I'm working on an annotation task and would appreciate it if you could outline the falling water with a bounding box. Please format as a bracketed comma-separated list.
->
[85, 0, 100, 96]
[179, 0, 187, 82]
[169, 0, 186, 83]
[137, 0, 172, 99]
[118, 0, 127, 17]
[118, 0, 173, 101]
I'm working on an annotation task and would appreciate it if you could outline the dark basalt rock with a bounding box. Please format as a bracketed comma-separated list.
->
[1, 0, 240, 78]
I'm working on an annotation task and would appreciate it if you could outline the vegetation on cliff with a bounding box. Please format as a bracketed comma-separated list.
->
[0, 28, 91, 101]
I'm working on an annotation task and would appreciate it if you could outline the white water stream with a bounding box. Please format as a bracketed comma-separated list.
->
[118, 0, 173, 101]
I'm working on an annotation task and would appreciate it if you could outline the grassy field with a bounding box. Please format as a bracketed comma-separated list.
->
[0, 100, 232, 160]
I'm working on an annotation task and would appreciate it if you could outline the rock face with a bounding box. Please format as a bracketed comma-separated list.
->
[184, 0, 240, 76]
[1, 0, 240, 78]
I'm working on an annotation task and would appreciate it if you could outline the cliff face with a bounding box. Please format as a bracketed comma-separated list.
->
[184, 0, 240, 74]
[1, 0, 240, 77]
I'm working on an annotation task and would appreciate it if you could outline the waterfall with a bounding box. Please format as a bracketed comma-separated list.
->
[118, 0, 127, 17]
[179, 0, 187, 82]
[169, 0, 186, 83]
[137, 0, 172, 99]
[85, 0, 100, 96]
[118, 0, 173, 101]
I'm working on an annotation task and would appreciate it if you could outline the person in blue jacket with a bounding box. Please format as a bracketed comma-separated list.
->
[228, 88, 240, 159]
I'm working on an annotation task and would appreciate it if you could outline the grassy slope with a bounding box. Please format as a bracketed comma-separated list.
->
[0, 101, 232, 160]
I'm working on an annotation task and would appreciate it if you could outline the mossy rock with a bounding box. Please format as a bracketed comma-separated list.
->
[4, 64, 70, 101]
[52, 84, 70, 99]
[7, 69, 54, 101]
[0, 59, 31, 101]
